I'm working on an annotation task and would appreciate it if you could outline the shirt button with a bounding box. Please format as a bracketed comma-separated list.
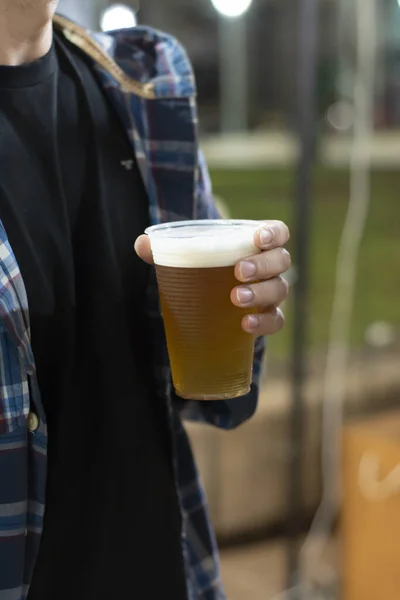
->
[27, 412, 39, 432]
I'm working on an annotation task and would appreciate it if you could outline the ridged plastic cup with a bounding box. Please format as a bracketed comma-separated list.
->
[146, 220, 261, 400]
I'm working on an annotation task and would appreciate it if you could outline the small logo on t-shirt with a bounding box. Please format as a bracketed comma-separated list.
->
[121, 159, 134, 171]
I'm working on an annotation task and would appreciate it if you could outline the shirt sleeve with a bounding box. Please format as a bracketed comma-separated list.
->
[172, 149, 267, 430]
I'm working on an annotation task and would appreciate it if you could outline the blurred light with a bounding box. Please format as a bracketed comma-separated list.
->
[365, 321, 396, 348]
[100, 4, 137, 32]
[326, 101, 355, 132]
[210, 0, 253, 18]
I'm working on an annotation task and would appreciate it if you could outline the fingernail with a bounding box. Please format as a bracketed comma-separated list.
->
[246, 315, 260, 330]
[240, 261, 257, 280]
[236, 287, 254, 305]
[260, 227, 273, 247]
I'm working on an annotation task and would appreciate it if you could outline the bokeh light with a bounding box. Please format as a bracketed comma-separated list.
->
[100, 4, 137, 32]
[209, 0, 253, 18]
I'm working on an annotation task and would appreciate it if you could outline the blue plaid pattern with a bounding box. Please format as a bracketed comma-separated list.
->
[0, 16, 266, 600]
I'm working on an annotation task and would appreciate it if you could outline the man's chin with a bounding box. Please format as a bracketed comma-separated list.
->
[14, 0, 58, 11]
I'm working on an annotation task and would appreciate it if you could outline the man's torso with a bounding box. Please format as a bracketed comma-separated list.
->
[0, 30, 187, 600]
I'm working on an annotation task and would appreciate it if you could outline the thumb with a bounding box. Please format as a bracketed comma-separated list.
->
[134, 235, 154, 265]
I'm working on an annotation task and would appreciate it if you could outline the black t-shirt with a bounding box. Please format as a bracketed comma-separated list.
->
[0, 32, 187, 600]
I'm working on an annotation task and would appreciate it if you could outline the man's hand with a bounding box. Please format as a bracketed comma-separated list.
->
[135, 220, 290, 336]
[231, 221, 290, 336]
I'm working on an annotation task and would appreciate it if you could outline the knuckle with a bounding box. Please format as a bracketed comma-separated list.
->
[269, 277, 289, 304]
[274, 220, 290, 243]
[262, 308, 285, 335]
[276, 309, 285, 330]
[281, 277, 290, 299]
[282, 222, 291, 242]
[281, 248, 292, 269]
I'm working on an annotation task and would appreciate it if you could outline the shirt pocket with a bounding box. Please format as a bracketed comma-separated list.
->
[0, 323, 29, 435]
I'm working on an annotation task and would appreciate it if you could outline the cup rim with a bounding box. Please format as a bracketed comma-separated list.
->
[145, 219, 261, 238]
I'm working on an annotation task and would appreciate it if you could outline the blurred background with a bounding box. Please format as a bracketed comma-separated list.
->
[58, 1, 400, 598]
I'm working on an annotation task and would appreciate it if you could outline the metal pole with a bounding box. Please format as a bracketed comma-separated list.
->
[336, 0, 351, 102]
[287, 0, 318, 594]
[219, 15, 249, 133]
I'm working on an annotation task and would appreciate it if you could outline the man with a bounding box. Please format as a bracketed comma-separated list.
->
[0, 2, 291, 599]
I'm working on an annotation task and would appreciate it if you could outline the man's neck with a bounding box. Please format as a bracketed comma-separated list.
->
[0, 1, 56, 66]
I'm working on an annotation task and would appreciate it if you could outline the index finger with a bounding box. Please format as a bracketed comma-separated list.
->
[254, 220, 290, 251]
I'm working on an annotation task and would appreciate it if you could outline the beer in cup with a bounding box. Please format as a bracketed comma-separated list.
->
[145, 219, 261, 400]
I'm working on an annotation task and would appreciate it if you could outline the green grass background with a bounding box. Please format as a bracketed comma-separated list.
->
[210, 168, 400, 359]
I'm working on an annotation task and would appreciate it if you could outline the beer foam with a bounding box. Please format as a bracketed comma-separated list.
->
[146, 220, 261, 268]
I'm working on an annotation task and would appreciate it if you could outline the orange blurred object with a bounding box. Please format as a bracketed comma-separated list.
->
[342, 410, 400, 600]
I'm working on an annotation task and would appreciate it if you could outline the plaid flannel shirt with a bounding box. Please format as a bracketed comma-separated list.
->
[0, 16, 265, 600]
